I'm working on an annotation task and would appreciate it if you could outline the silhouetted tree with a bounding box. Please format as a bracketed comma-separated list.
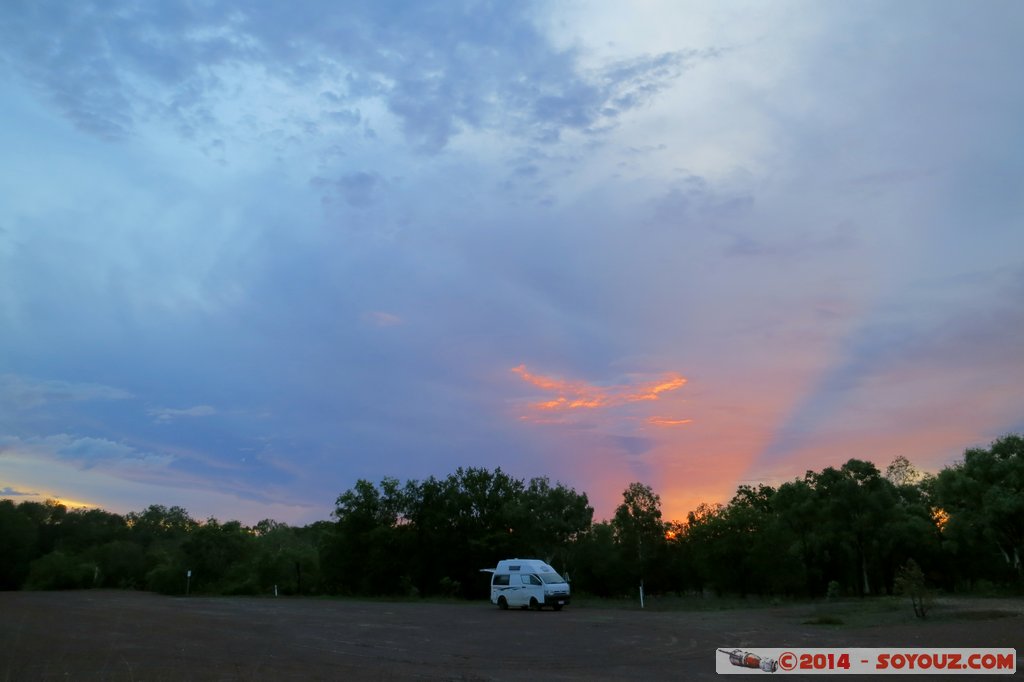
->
[934, 434, 1024, 584]
[612, 482, 666, 591]
[0, 500, 37, 589]
[2, 436, 1022, 596]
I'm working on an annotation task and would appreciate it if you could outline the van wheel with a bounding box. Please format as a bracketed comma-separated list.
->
[530, 598, 541, 611]
[497, 596, 508, 610]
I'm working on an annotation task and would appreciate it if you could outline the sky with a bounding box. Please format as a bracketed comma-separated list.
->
[1, 0, 1023, 526]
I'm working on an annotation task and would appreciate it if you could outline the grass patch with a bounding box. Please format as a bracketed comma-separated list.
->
[796, 597, 1024, 628]
[796, 597, 915, 628]
[570, 593, 797, 612]
[951, 610, 1018, 621]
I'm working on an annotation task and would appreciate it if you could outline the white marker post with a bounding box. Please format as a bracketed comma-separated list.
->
[186, 569, 192, 596]
[639, 579, 645, 609]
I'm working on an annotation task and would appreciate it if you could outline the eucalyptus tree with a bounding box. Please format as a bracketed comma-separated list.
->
[510, 476, 593, 573]
[612, 482, 667, 591]
[327, 477, 408, 594]
[934, 434, 1024, 584]
[0, 500, 37, 589]
[803, 460, 900, 596]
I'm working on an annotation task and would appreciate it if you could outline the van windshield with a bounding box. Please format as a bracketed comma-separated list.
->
[539, 572, 566, 584]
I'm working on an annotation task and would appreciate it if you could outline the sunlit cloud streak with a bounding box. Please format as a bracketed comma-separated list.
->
[647, 417, 693, 427]
[511, 364, 687, 418]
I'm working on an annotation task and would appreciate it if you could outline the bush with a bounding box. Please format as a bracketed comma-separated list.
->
[146, 562, 188, 594]
[895, 559, 934, 619]
[95, 540, 147, 589]
[438, 576, 461, 598]
[26, 552, 96, 590]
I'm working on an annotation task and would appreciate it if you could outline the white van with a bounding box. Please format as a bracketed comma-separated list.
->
[482, 559, 571, 611]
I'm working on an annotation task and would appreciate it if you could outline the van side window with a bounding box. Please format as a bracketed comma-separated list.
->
[524, 574, 542, 586]
[493, 574, 510, 586]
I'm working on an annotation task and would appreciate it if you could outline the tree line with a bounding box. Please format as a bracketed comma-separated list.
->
[1, 434, 1021, 598]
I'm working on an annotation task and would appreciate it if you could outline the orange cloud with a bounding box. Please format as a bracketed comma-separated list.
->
[511, 364, 688, 416]
[647, 417, 693, 427]
[510, 365, 609, 410]
[627, 375, 688, 402]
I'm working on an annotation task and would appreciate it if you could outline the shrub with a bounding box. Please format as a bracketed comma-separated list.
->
[26, 552, 96, 590]
[895, 559, 934, 619]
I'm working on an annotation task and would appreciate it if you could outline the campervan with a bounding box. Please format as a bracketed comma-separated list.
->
[482, 559, 570, 611]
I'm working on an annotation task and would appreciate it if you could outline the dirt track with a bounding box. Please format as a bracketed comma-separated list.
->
[1, 591, 1020, 680]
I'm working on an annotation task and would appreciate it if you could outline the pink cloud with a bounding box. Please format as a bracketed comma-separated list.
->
[511, 364, 688, 416]
[647, 416, 693, 427]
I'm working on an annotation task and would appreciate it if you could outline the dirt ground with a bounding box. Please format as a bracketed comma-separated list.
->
[0, 591, 1020, 680]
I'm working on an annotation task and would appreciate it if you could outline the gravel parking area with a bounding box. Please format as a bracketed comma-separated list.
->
[1, 591, 1020, 680]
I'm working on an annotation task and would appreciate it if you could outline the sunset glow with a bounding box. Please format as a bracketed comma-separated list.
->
[50, 497, 98, 510]
[1, 2, 1021, 526]
[931, 507, 950, 532]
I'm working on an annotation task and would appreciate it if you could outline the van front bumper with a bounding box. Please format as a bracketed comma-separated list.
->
[544, 595, 571, 606]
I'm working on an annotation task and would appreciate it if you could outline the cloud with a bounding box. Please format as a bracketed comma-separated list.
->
[647, 417, 693, 427]
[0, 429, 318, 520]
[0, 451, 317, 524]
[0, 434, 173, 471]
[724, 222, 857, 259]
[511, 364, 687, 417]
[0, 374, 133, 409]
[0, 485, 37, 497]
[0, 2, 705, 154]
[313, 171, 385, 207]
[599, 49, 717, 114]
[148, 405, 218, 423]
